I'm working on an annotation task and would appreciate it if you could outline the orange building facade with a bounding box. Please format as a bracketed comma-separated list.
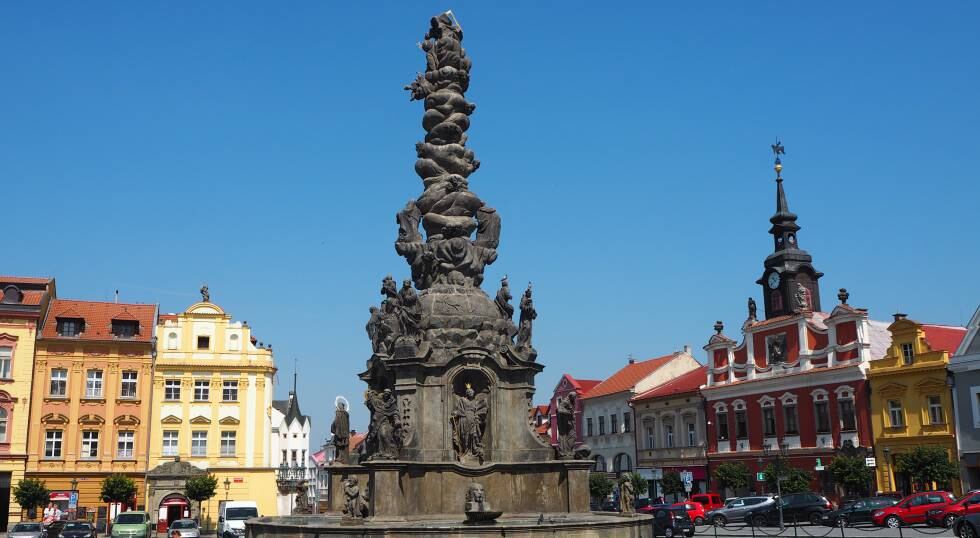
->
[25, 299, 157, 527]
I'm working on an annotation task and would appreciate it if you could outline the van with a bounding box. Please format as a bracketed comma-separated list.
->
[217, 501, 259, 538]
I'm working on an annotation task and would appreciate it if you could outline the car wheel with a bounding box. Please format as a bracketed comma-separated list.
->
[694, 517, 704, 526]
[752, 515, 767, 527]
[885, 515, 902, 528]
[664, 527, 674, 538]
[837, 516, 848, 528]
[809, 512, 823, 525]
[947, 515, 959, 528]
[712, 515, 727, 526]
[960, 522, 976, 538]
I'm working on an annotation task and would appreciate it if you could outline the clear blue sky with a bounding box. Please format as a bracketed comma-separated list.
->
[3, 2, 978, 446]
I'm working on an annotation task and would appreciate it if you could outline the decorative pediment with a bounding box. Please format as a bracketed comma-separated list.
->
[0, 390, 14, 404]
[218, 416, 240, 425]
[161, 415, 182, 425]
[758, 395, 775, 407]
[779, 392, 798, 405]
[915, 377, 949, 394]
[189, 415, 211, 425]
[0, 333, 19, 342]
[114, 414, 140, 426]
[79, 414, 106, 426]
[41, 413, 69, 425]
[878, 382, 908, 397]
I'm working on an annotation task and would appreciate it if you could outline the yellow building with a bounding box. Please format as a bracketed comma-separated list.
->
[869, 314, 967, 495]
[0, 276, 56, 527]
[147, 297, 277, 530]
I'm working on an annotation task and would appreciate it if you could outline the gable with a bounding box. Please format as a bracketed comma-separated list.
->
[878, 382, 908, 397]
[161, 415, 182, 424]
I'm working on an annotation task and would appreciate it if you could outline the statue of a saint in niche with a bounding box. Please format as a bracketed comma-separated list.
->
[451, 383, 489, 464]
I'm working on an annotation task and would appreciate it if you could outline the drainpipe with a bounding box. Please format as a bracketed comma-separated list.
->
[145, 330, 158, 516]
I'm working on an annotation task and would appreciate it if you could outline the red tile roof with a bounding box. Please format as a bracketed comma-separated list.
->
[631, 366, 706, 402]
[577, 379, 602, 394]
[582, 354, 676, 399]
[0, 276, 53, 285]
[157, 314, 178, 324]
[21, 290, 45, 305]
[350, 432, 367, 451]
[922, 324, 967, 354]
[41, 299, 156, 343]
[535, 404, 550, 416]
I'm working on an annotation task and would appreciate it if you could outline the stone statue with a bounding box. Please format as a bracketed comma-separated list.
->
[495, 276, 514, 319]
[451, 384, 489, 464]
[619, 475, 635, 514]
[364, 389, 402, 460]
[464, 482, 502, 523]
[516, 283, 537, 352]
[397, 280, 422, 340]
[293, 480, 311, 514]
[331, 397, 351, 464]
[554, 393, 591, 460]
[767, 335, 786, 364]
[200, 285, 210, 302]
[366, 307, 382, 353]
[748, 297, 757, 320]
[795, 282, 810, 312]
[342, 476, 369, 520]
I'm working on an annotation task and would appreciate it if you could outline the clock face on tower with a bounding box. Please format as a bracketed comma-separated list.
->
[767, 272, 781, 289]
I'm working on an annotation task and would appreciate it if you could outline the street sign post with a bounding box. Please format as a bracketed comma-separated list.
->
[865, 457, 877, 468]
[756, 472, 765, 481]
[680, 470, 693, 493]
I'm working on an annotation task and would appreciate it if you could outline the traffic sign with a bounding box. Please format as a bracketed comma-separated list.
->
[756, 472, 766, 481]
[865, 457, 877, 468]
[69, 492, 78, 509]
[680, 471, 693, 485]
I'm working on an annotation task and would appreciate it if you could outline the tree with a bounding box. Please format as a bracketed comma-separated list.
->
[661, 472, 685, 497]
[627, 471, 649, 497]
[186, 473, 219, 524]
[589, 473, 614, 504]
[828, 455, 874, 496]
[13, 478, 50, 519]
[101, 474, 138, 504]
[763, 461, 812, 494]
[713, 462, 750, 493]
[895, 446, 959, 491]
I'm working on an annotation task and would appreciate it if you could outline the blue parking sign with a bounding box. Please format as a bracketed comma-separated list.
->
[69, 492, 78, 509]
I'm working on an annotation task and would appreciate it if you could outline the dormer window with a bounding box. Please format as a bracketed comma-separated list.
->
[1, 286, 23, 304]
[111, 320, 139, 338]
[57, 318, 84, 337]
[901, 343, 914, 365]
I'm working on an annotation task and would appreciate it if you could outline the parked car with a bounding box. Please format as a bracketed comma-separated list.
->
[45, 520, 67, 538]
[60, 521, 97, 538]
[217, 500, 259, 538]
[672, 502, 707, 525]
[652, 507, 695, 538]
[9, 522, 46, 538]
[600, 500, 619, 512]
[110, 511, 153, 538]
[167, 519, 201, 538]
[689, 493, 724, 512]
[745, 492, 832, 526]
[820, 496, 898, 527]
[707, 496, 774, 525]
[927, 492, 980, 527]
[953, 513, 980, 538]
[872, 491, 956, 527]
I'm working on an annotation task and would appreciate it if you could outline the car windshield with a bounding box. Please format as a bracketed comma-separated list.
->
[670, 508, 689, 516]
[12, 524, 42, 532]
[115, 514, 146, 524]
[171, 521, 197, 529]
[64, 524, 91, 531]
[226, 507, 258, 520]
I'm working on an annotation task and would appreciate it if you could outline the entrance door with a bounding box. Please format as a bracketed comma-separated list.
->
[0, 472, 11, 530]
[158, 494, 190, 532]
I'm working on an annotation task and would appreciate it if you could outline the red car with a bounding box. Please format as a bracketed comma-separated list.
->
[926, 491, 980, 527]
[689, 493, 724, 512]
[872, 491, 956, 527]
[672, 501, 707, 525]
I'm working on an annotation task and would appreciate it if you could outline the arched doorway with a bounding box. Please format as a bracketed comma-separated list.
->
[157, 493, 191, 532]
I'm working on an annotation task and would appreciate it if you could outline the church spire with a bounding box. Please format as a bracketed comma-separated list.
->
[768, 140, 800, 252]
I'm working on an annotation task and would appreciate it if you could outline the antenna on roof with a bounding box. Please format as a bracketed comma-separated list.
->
[293, 357, 298, 394]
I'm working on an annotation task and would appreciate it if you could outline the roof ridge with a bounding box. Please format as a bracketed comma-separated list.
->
[52, 298, 153, 308]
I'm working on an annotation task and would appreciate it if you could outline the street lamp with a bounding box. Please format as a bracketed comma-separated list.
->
[223, 477, 231, 501]
[762, 440, 790, 529]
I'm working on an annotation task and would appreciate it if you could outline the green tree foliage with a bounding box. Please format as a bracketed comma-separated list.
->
[763, 460, 812, 494]
[828, 456, 874, 495]
[661, 472, 685, 496]
[895, 446, 959, 490]
[185, 473, 219, 520]
[100, 474, 138, 503]
[627, 471, 649, 496]
[712, 462, 750, 492]
[13, 478, 50, 518]
[589, 473, 614, 502]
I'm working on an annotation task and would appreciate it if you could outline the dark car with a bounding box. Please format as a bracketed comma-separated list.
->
[821, 497, 898, 527]
[954, 513, 980, 538]
[600, 500, 620, 512]
[59, 522, 97, 538]
[745, 492, 833, 526]
[45, 520, 67, 538]
[653, 507, 695, 538]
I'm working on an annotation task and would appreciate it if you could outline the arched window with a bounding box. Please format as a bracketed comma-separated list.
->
[593, 454, 607, 472]
[229, 334, 240, 352]
[167, 332, 178, 350]
[613, 452, 632, 473]
[0, 408, 7, 442]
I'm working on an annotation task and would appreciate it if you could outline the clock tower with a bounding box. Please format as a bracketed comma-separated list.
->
[755, 141, 823, 319]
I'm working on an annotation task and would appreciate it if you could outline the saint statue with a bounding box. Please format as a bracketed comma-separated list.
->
[494, 276, 514, 319]
[330, 396, 351, 464]
[364, 389, 401, 460]
[516, 283, 536, 351]
[200, 284, 210, 303]
[342, 476, 369, 519]
[397, 279, 422, 341]
[748, 297, 757, 320]
[366, 307, 382, 353]
[619, 475, 635, 514]
[795, 282, 811, 312]
[451, 383, 489, 464]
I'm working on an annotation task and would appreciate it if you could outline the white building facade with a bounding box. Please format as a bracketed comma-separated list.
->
[270, 376, 314, 515]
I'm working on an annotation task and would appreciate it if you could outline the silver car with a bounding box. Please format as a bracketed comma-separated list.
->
[707, 496, 775, 525]
[167, 519, 200, 538]
[9, 522, 46, 538]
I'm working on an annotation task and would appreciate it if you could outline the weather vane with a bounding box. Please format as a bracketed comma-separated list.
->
[771, 139, 785, 179]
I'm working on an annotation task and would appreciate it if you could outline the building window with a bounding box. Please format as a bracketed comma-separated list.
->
[839, 399, 857, 431]
[623, 412, 631, 433]
[281, 449, 287, 463]
[665, 423, 674, 448]
[0, 408, 7, 442]
[164, 379, 181, 400]
[167, 332, 178, 350]
[888, 400, 904, 427]
[735, 410, 748, 438]
[117, 431, 134, 459]
[45, 430, 63, 458]
[610, 414, 618, 434]
[928, 395, 945, 424]
[717, 412, 729, 441]
[598, 416, 606, 435]
[763, 406, 776, 436]
[815, 401, 830, 433]
[229, 334, 240, 352]
[120, 371, 138, 398]
[687, 422, 696, 447]
[111, 320, 139, 338]
[197, 336, 210, 350]
[901, 343, 914, 365]
[220, 431, 236, 457]
[784, 405, 799, 434]
[222, 381, 238, 402]
[194, 380, 210, 401]
[50, 369, 68, 397]
[291, 449, 298, 464]
[86, 370, 104, 398]
[191, 431, 207, 456]
[57, 318, 83, 337]
[646, 424, 655, 449]
[81, 431, 99, 459]
[162, 431, 179, 456]
[586, 417, 593, 437]
[0, 346, 11, 379]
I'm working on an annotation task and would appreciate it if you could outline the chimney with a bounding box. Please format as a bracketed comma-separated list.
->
[893, 313, 907, 322]
[683, 345, 692, 355]
[628, 354, 635, 364]
[114, 290, 119, 303]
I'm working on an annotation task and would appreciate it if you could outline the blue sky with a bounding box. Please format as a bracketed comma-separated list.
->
[3, 2, 978, 445]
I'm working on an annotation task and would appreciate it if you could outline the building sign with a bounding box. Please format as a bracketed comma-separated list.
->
[756, 472, 766, 481]
[865, 457, 876, 468]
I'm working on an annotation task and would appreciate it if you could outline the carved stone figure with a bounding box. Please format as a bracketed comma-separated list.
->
[451, 384, 488, 464]
[619, 476, 635, 514]
[342, 476, 369, 520]
[200, 285, 210, 302]
[366, 307, 382, 353]
[795, 282, 810, 312]
[494, 276, 515, 327]
[554, 393, 590, 459]
[396, 200, 422, 243]
[397, 280, 422, 340]
[330, 397, 351, 464]
[464, 482, 502, 523]
[293, 480, 311, 514]
[748, 297, 757, 320]
[516, 284, 537, 352]
[767, 334, 786, 364]
[364, 389, 402, 461]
